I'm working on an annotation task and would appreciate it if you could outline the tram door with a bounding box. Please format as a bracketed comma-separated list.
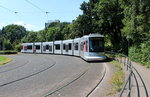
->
[80, 38, 88, 58]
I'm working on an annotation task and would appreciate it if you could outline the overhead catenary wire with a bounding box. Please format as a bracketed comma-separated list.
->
[25, 0, 50, 21]
[25, 0, 48, 13]
[0, 4, 26, 29]
[0, 5, 18, 14]
[0, 4, 79, 15]
[0, 4, 21, 21]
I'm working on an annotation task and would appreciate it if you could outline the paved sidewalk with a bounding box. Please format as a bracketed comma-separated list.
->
[131, 62, 150, 97]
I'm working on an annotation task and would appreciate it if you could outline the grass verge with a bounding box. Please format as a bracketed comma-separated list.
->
[0, 56, 13, 66]
[109, 60, 125, 93]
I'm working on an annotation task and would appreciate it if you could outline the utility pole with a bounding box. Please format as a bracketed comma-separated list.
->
[0, 41, 1, 50]
[2, 39, 5, 50]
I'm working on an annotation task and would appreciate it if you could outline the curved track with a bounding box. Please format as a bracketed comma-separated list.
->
[0, 54, 107, 97]
[0, 56, 29, 73]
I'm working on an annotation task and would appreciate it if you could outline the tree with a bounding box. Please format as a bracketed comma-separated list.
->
[2, 24, 26, 43]
[46, 27, 64, 41]
[72, 0, 100, 36]
[120, 0, 150, 65]
[22, 31, 39, 43]
[3, 38, 12, 50]
[121, 0, 150, 45]
[1, 24, 27, 50]
[62, 24, 74, 39]
[94, 0, 124, 51]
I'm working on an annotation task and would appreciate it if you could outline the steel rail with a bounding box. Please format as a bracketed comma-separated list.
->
[119, 71, 132, 97]
[132, 71, 140, 97]
[42, 68, 89, 97]
[86, 63, 106, 97]
[119, 60, 148, 97]
[132, 66, 149, 97]
[0, 59, 56, 87]
[0, 59, 29, 73]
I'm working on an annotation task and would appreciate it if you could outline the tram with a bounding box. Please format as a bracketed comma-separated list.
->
[21, 34, 106, 61]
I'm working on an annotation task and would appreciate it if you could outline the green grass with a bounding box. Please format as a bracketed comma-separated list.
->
[105, 53, 125, 59]
[111, 60, 122, 70]
[0, 56, 13, 66]
[110, 60, 125, 92]
[0, 56, 6, 61]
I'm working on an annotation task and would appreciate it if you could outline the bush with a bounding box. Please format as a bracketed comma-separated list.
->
[129, 42, 150, 67]
[15, 43, 22, 52]
[0, 50, 18, 54]
[4, 39, 12, 50]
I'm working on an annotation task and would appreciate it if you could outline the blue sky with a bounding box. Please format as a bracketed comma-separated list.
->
[0, 0, 88, 31]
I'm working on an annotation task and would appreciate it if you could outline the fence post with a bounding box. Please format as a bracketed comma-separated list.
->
[127, 58, 129, 71]
[124, 57, 126, 66]
[120, 56, 122, 63]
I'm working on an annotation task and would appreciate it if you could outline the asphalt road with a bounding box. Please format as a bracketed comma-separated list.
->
[0, 54, 105, 97]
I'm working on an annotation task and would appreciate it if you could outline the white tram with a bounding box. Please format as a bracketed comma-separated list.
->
[21, 34, 106, 61]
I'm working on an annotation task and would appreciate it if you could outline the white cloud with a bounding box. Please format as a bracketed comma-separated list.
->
[14, 21, 43, 31]
[0, 21, 44, 31]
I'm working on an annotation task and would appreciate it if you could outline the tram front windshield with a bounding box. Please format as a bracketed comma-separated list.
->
[89, 37, 104, 52]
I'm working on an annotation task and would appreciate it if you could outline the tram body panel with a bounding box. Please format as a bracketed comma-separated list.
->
[73, 38, 80, 56]
[80, 34, 106, 61]
[79, 36, 89, 60]
[34, 42, 42, 53]
[42, 42, 53, 54]
[86, 34, 106, 61]
[54, 41, 62, 54]
[84, 52, 106, 61]
[21, 43, 33, 53]
[62, 40, 73, 55]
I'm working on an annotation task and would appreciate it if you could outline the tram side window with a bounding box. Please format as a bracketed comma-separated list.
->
[63, 44, 66, 50]
[74, 43, 78, 50]
[55, 44, 60, 50]
[36, 45, 40, 50]
[24, 46, 27, 50]
[43, 46, 46, 51]
[49, 45, 52, 51]
[80, 42, 84, 51]
[69, 43, 72, 50]
[85, 41, 88, 52]
[27, 45, 32, 50]
[46, 45, 49, 50]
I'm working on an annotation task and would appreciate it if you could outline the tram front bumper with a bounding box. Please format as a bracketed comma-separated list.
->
[84, 56, 107, 61]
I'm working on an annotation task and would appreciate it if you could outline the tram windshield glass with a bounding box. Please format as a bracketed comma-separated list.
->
[89, 37, 104, 52]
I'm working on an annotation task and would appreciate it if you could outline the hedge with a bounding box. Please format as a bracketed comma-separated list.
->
[0, 50, 18, 54]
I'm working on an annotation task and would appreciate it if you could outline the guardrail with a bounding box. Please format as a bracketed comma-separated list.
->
[105, 51, 149, 97]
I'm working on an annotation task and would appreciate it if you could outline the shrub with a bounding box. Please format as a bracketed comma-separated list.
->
[111, 72, 124, 92]
[4, 39, 12, 50]
[110, 60, 125, 92]
[15, 43, 22, 52]
[0, 50, 18, 54]
[129, 42, 150, 67]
